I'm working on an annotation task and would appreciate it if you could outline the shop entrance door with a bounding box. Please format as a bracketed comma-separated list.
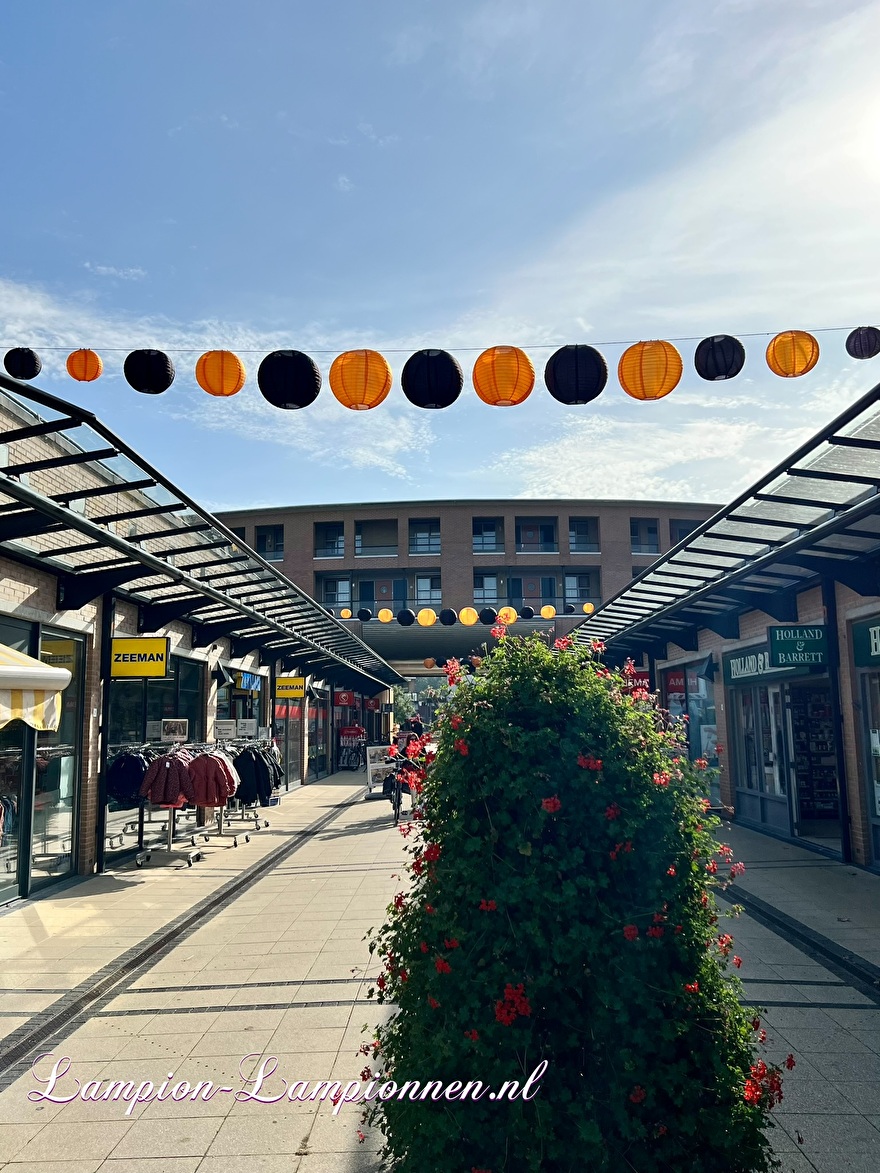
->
[787, 682, 841, 850]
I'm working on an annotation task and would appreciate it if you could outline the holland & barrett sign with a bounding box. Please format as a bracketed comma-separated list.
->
[768, 625, 827, 668]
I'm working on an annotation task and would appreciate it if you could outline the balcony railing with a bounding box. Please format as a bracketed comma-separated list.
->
[355, 544, 398, 557]
[569, 540, 600, 553]
[631, 543, 660, 555]
[563, 594, 602, 610]
[415, 593, 443, 606]
[257, 548, 284, 562]
[515, 542, 559, 553]
[315, 544, 345, 558]
[409, 540, 441, 555]
[473, 538, 503, 553]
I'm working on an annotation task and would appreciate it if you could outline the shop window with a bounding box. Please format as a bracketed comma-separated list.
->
[630, 517, 659, 554]
[670, 518, 699, 545]
[256, 524, 284, 562]
[409, 519, 441, 555]
[315, 521, 344, 558]
[473, 518, 503, 553]
[109, 655, 204, 746]
[355, 519, 398, 557]
[474, 573, 498, 604]
[515, 518, 558, 553]
[569, 517, 599, 553]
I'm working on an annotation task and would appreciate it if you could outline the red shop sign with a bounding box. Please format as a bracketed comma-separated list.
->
[364, 698, 381, 711]
[334, 690, 355, 706]
[664, 669, 686, 696]
[622, 670, 651, 693]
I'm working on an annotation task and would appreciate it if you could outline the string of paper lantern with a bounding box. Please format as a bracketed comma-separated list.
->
[326, 602, 596, 625]
[4, 326, 879, 405]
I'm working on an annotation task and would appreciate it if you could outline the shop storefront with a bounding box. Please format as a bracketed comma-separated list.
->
[108, 653, 205, 746]
[851, 615, 880, 863]
[274, 674, 305, 788]
[0, 617, 84, 903]
[216, 670, 265, 728]
[307, 688, 330, 780]
[661, 661, 719, 764]
[723, 642, 841, 850]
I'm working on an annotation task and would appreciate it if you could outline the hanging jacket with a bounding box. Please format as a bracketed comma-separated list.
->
[232, 747, 278, 806]
[139, 754, 196, 806]
[106, 752, 150, 809]
[189, 753, 239, 807]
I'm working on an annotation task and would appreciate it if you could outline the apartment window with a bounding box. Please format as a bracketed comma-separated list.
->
[670, 518, 700, 545]
[508, 575, 557, 606]
[358, 581, 376, 606]
[314, 521, 344, 558]
[415, 575, 442, 605]
[409, 518, 441, 555]
[322, 578, 351, 605]
[515, 518, 558, 553]
[256, 524, 284, 562]
[565, 572, 600, 605]
[473, 573, 498, 604]
[473, 518, 504, 553]
[569, 517, 599, 553]
[630, 517, 660, 554]
[229, 526, 246, 542]
[355, 519, 398, 557]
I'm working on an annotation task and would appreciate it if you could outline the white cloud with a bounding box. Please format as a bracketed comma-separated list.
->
[334, 174, 354, 192]
[83, 262, 146, 281]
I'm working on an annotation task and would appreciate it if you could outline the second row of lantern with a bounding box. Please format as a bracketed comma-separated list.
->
[330, 603, 595, 623]
[5, 327, 877, 406]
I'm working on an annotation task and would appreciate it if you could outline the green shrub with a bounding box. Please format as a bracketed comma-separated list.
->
[364, 633, 787, 1172]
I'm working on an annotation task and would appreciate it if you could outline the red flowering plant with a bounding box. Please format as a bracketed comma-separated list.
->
[364, 633, 782, 1173]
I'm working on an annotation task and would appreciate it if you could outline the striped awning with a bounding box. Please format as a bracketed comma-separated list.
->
[0, 643, 72, 731]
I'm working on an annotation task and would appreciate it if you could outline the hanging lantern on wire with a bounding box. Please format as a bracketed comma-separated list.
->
[329, 349, 392, 410]
[417, 609, 437, 626]
[459, 607, 479, 626]
[544, 344, 607, 405]
[693, 335, 745, 381]
[401, 349, 463, 409]
[765, 331, 819, 378]
[196, 350, 246, 397]
[357, 608, 373, 622]
[473, 346, 534, 407]
[540, 604, 557, 619]
[378, 608, 394, 623]
[618, 341, 682, 400]
[497, 606, 518, 625]
[124, 349, 175, 394]
[564, 603, 576, 614]
[845, 326, 880, 360]
[397, 608, 416, 626]
[519, 605, 535, 620]
[582, 602, 595, 615]
[423, 658, 436, 669]
[439, 608, 457, 626]
[66, 349, 103, 382]
[340, 608, 353, 619]
[258, 350, 321, 409]
[479, 607, 498, 625]
[4, 348, 42, 380]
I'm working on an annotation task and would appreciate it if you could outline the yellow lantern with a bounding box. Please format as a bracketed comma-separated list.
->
[459, 606, 479, 626]
[618, 341, 682, 401]
[540, 604, 557, 619]
[765, 331, 819, 378]
[423, 657, 436, 669]
[378, 608, 394, 623]
[66, 349, 103, 382]
[472, 346, 534, 407]
[497, 606, 518, 625]
[340, 608, 352, 619]
[582, 602, 595, 615]
[329, 349, 392, 410]
[196, 350, 246, 397]
[417, 608, 437, 626]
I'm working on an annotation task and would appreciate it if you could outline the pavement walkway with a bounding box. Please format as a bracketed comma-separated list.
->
[0, 781, 878, 1171]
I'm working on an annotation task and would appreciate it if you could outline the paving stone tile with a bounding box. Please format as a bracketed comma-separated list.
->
[778, 1113, 880, 1152]
[0, 1161, 102, 1172]
[107, 1117, 222, 1158]
[14, 1122, 133, 1163]
[96, 1160, 200, 1173]
[205, 1113, 318, 1156]
[0, 1123, 44, 1161]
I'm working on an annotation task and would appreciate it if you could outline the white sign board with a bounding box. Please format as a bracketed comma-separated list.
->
[237, 718, 258, 737]
[214, 720, 238, 740]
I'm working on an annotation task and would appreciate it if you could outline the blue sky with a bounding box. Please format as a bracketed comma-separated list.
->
[1, 0, 879, 510]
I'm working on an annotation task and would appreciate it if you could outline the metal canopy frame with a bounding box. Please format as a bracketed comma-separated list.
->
[0, 373, 403, 692]
[577, 380, 880, 651]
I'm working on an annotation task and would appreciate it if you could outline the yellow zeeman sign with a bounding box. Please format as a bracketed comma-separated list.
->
[276, 676, 305, 698]
[111, 638, 170, 678]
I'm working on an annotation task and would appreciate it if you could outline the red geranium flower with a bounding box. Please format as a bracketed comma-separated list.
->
[464, 1029, 479, 1041]
[604, 802, 621, 820]
[577, 754, 602, 771]
[785, 1054, 796, 1070]
[479, 899, 497, 911]
[554, 636, 573, 650]
[435, 957, 451, 974]
[683, 981, 699, 993]
[542, 796, 562, 813]
[428, 996, 440, 1009]
[629, 1085, 646, 1104]
[491, 624, 507, 639]
[666, 865, 676, 876]
[420, 941, 429, 953]
[732, 955, 743, 968]
[444, 938, 460, 949]
[623, 924, 639, 941]
[454, 738, 469, 756]
[450, 714, 463, 730]
[424, 843, 442, 862]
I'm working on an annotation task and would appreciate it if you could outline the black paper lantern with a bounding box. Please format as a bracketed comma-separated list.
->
[845, 327, 880, 360]
[436, 658, 447, 669]
[4, 348, 42, 380]
[544, 344, 607, 405]
[257, 350, 322, 409]
[564, 603, 576, 614]
[401, 349, 463, 409]
[357, 608, 373, 622]
[397, 609, 416, 626]
[123, 349, 175, 394]
[519, 605, 535, 620]
[479, 607, 498, 625]
[439, 608, 458, 626]
[693, 335, 745, 381]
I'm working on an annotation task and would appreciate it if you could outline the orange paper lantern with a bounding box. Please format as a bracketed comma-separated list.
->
[423, 657, 436, 669]
[459, 606, 479, 626]
[66, 349, 103, 382]
[497, 606, 518, 625]
[378, 608, 394, 623]
[196, 350, 246, 397]
[472, 346, 534, 407]
[765, 331, 819, 378]
[618, 341, 682, 401]
[329, 349, 392, 410]
[540, 604, 557, 619]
